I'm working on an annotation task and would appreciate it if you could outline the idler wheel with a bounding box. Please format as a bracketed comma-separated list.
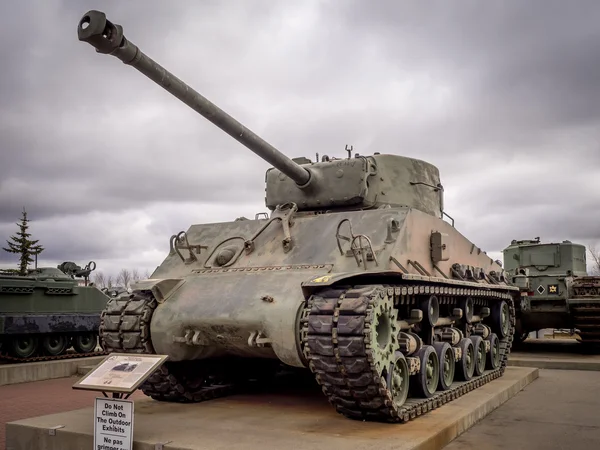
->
[9, 335, 39, 358]
[42, 334, 68, 356]
[469, 335, 487, 376]
[433, 341, 455, 391]
[491, 300, 510, 339]
[411, 345, 440, 398]
[486, 333, 501, 370]
[455, 337, 475, 381]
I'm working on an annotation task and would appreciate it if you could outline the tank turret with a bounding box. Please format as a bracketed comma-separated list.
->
[77, 10, 444, 217]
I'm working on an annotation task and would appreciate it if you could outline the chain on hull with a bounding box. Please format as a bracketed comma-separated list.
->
[300, 283, 516, 422]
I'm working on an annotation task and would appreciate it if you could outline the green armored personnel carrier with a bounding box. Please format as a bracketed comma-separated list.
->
[77, 10, 519, 423]
[0, 260, 110, 361]
[503, 238, 600, 345]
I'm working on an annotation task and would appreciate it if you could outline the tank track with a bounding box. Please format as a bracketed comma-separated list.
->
[300, 283, 516, 422]
[571, 305, 600, 344]
[0, 350, 108, 363]
[570, 279, 600, 345]
[100, 284, 515, 420]
[99, 290, 236, 402]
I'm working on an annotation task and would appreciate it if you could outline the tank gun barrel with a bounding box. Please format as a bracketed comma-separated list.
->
[77, 10, 311, 186]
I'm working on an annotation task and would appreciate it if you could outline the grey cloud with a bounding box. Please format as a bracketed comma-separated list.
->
[1, 1, 600, 276]
[0, 0, 354, 223]
[0, 200, 263, 267]
[332, 1, 600, 157]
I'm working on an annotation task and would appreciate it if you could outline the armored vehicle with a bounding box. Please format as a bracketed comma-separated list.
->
[0, 260, 110, 361]
[77, 10, 518, 423]
[503, 238, 600, 345]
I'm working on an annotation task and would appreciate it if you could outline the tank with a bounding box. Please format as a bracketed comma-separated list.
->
[76, 10, 519, 423]
[503, 237, 600, 345]
[0, 260, 110, 361]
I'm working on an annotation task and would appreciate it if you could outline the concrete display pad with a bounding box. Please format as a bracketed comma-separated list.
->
[6, 366, 538, 450]
[0, 356, 105, 386]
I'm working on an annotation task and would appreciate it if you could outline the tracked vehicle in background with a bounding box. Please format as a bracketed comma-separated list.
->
[0, 260, 109, 361]
[77, 10, 518, 423]
[503, 238, 600, 345]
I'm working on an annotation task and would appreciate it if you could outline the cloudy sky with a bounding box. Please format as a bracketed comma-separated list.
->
[1, 0, 599, 280]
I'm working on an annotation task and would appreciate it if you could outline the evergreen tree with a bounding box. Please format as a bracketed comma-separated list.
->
[2, 208, 45, 276]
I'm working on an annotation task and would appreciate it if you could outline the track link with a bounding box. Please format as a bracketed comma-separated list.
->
[0, 350, 108, 363]
[99, 290, 236, 402]
[571, 279, 600, 345]
[570, 305, 600, 344]
[100, 283, 515, 420]
[301, 283, 516, 422]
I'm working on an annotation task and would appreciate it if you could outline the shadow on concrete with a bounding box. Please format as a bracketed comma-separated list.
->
[512, 338, 600, 355]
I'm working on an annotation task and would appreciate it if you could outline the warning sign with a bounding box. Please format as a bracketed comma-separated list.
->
[94, 397, 134, 450]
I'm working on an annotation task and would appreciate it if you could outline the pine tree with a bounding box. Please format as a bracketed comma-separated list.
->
[2, 208, 45, 276]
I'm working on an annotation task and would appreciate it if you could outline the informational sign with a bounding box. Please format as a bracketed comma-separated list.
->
[73, 353, 168, 394]
[94, 397, 134, 450]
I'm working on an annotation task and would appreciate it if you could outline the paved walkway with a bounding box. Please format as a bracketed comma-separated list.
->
[0, 376, 143, 449]
[2, 367, 600, 450]
[446, 369, 600, 450]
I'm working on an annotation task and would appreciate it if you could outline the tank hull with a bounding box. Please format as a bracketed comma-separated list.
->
[100, 206, 518, 422]
[0, 273, 110, 360]
[150, 270, 314, 366]
[512, 277, 600, 343]
[107, 208, 512, 363]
